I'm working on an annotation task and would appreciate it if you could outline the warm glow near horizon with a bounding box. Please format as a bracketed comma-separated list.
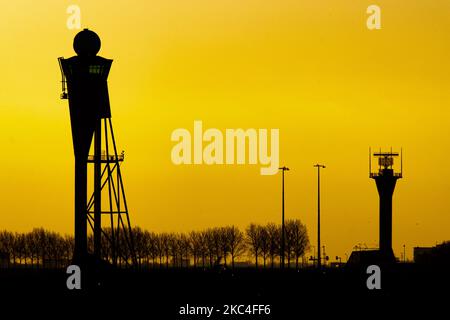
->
[1, 0, 450, 260]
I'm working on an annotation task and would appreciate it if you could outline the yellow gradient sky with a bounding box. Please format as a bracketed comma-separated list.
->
[1, 0, 449, 260]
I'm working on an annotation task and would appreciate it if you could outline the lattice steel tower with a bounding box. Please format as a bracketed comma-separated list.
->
[58, 29, 136, 266]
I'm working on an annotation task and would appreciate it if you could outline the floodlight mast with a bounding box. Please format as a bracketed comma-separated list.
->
[278, 166, 289, 268]
[313, 164, 325, 269]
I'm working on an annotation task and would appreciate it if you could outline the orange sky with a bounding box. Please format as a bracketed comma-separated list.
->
[1, 0, 449, 261]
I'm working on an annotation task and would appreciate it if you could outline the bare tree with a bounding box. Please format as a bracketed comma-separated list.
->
[219, 227, 230, 266]
[160, 233, 171, 268]
[168, 233, 179, 267]
[198, 231, 208, 268]
[101, 228, 113, 263]
[259, 226, 269, 268]
[189, 231, 203, 268]
[144, 231, 158, 268]
[14, 233, 26, 265]
[225, 226, 246, 269]
[133, 227, 146, 268]
[0, 231, 14, 267]
[154, 233, 166, 268]
[286, 220, 310, 269]
[246, 223, 261, 268]
[25, 232, 35, 267]
[63, 234, 74, 265]
[211, 228, 223, 266]
[266, 223, 280, 268]
[204, 229, 220, 267]
[178, 233, 191, 268]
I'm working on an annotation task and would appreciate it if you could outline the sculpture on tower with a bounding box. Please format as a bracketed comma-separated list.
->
[59, 29, 136, 266]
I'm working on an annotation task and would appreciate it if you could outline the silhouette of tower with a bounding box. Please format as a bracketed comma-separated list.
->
[58, 29, 136, 266]
[369, 148, 403, 262]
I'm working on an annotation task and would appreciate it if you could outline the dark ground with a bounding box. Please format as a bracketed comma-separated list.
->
[0, 264, 448, 317]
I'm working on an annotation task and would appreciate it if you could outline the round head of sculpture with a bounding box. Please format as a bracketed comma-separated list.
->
[73, 28, 101, 57]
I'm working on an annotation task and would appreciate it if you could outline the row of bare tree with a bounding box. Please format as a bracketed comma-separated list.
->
[0, 220, 309, 269]
[0, 228, 73, 268]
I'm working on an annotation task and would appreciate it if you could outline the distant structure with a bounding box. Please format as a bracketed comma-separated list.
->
[414, 242, 450, 265]
[58, 29, 136, 266]
[348, 148, 403, 266]
[369, 148, 403, 263]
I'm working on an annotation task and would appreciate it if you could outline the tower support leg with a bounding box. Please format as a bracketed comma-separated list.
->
[94, 120, 102, 260]
[74, 159, 88, 262]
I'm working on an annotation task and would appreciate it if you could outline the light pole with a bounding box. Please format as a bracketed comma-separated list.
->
[279, 166, 289, 269]
[314, 164, 325, 269]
